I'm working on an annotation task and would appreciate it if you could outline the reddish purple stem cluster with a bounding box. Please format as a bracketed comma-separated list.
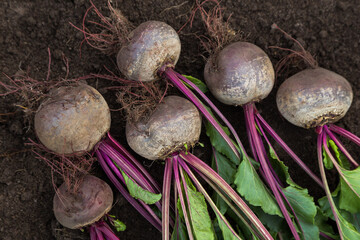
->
[162, 151, 272, 240]
[95, 133, 163, 231]
[89, 221, 120, 240]
[244, 103, 303, 239]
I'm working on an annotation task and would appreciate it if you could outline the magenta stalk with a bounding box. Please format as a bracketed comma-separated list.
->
[179, 151, 273, 240]
[244, 103, 300, 240]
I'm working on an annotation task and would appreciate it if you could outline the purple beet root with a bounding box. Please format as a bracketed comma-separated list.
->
[126, 95, 201, 160]
[276, 67, 353, 128]
[34, 84, 111, 154]
[204, 41, 275, 106]
[53, 175, 113, 229]
[117, 21, 181, 82]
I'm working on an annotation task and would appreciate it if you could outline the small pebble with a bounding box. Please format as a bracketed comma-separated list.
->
[9, 120, 23, 135]
[319, 30, 328, 38]
[21, 191, 33, 202]
[75, 31, 83, 40]
[26, 16, 36, 25]
[53, 49, 63, 60]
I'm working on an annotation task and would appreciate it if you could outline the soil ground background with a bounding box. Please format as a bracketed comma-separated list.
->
[0, 0, 359, 239]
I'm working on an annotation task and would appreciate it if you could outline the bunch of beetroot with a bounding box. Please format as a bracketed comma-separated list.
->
[184, 0, 359, 239]
[1, 64, 168, 239]
[1, 0, 359, 239]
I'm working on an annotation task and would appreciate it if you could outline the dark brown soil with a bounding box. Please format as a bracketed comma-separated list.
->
[0, 0, 359, 239]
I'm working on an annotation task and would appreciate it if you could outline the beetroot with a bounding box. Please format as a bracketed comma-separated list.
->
[204, 41, 275, 106]
[53, 175, 113, 229]
[34, 84, 111, 154]
[196, 2, 322, 238]
[126, 95, 272, 240]
[276, 67, 353, 128]
[53, 175, 125, 240]
[276, 66, 359, 239]
[117, 21, 181, 82]
[126, 95, 201, 160]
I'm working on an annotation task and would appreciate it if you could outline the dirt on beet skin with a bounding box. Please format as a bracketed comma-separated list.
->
[0, 0, 359, 239]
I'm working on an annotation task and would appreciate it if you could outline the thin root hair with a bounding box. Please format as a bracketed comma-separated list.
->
[70, 0, 134, 57]
[27, 138, 95, 194]
[270, 23, 318, 78]
[179, 0, 240, 56]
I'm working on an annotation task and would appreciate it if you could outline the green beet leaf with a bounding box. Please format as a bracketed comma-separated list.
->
[322, 141, 334, 170]
[337, 209, 360, 240]
[338, 167, 360, 213]
[283, 186, 319, 240]
[225, 206, 257, 240]
[251, 205, 288, 237]
[120, 170, 162, 205]
[186, 185, 215, 240]
[268, 144, 300, 188]
[318, 187, 360, 239]
[328, 139, 351, 170]
[113, 219, 127, 232]
[318, 194, 336, 222]
[211, 150, 236, 184]
[205, 120, 239, 165]
[234, 158, 282, 217]
[315, 207, 339, 239]
[212, 192, 228, 215]
[171, 216, 189, 240]
[265, 137, 320, 239]
[182, 75, 209, 93]
[214, 213, 241, 240]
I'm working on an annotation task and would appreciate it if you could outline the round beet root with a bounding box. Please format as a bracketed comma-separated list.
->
[204, 42, 275, 106]
[126, 96, 201, 160]
[34, 84, 111, 154]
[116, 21, 181, 82]
[53, 175, 113, 229]
[276, 68, 353, 129]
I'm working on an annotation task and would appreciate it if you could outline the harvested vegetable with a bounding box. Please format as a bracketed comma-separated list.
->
[127, 95, 272, 240]
[54, 175, 125, 239]
[188, 1, 323, 239]
[77, 4, 272, 237]
[276, 35, 360, 239]
[34, 83, 163, 231]
[75, 0, 244, 165]
[0, 55, 163, 233]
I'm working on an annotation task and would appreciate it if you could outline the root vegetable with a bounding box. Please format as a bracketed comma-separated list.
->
[34, 83, 163, 231]
[77, 2, 241, 166]
[276, 67, 353, 129]
[54, 175, 125, 240]
[204, 41, 275, 106]
[117, 21, 181, 82]
[1, 47, 164, 236]
[54, 175, 113, 229]
[5, 76, 164, 233]
[274, 25, 360, 239]
[126, 95, 272, 240]
[276, 68, 360, 239]
[196, 3, 321, 239]
[126, 95, 201, 160]
[34, 84, 111, 154]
